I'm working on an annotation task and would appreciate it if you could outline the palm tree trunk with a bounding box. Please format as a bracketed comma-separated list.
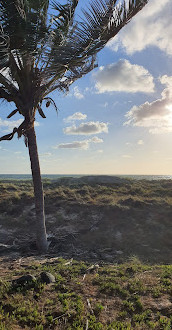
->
[27, 124, 48, 253]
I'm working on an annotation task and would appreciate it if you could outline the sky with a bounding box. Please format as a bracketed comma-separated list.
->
[0, 0, 172, 175]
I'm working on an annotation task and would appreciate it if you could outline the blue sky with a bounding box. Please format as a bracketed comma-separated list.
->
[0, 0, 172, 175]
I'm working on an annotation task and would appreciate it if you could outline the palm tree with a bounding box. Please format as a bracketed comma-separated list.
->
[0, 0, 148, 253]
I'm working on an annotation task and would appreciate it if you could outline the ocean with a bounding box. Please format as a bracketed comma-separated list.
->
[0, 174, 172, 181]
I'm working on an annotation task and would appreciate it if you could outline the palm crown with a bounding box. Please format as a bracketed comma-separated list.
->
[0, 0, 147, 140]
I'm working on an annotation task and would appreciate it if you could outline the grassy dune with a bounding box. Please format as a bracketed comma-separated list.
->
[0, 177, 172, 262]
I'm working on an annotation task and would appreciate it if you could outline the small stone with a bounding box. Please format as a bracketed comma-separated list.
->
[40, 272, 55, 284]
[14, 274, 36, 285]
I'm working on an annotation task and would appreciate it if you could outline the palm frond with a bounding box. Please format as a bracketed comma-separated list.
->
[7, 109, 18, 118]
[0, 87, 14, 102]
[72, 0, 148, 57]
[43, 0, 147, 88]
[0, 0, 49, 57]
[51, 0, 79, 29]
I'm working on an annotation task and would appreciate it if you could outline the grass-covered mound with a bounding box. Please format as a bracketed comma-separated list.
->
[0, 177, 172, 263]
[0, 257, 172, 329]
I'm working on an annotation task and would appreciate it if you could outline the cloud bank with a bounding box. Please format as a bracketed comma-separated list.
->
[64, 112, 87, 122]
[55, 137, 103, 150]
[94, 60, 154, 93]
[124, 75, 172, 134]
[108, 0, 172, 55]
[64, 121, 108, 135]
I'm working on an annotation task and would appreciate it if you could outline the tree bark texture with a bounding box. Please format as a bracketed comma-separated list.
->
[27, 124, 48, 253]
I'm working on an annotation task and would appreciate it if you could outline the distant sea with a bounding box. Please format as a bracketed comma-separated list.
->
[0, 174, 172, 181]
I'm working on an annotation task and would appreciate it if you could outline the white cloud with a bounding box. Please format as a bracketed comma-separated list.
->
[94, 60, 154, 93]
[64, 112, 87, 122]
[137, 140, 144, 145]
[91, 136, 103, 143]
[73, 86, 84, 99]
[55, 136, 103, 150]
[108, 0, 172, 55]
[124, 75, 172, 134]
[57, 141, 90, 150]
[64, 121, 108, 135]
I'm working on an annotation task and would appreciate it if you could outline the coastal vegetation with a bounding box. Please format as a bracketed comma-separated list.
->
[0, 256, 172, 329]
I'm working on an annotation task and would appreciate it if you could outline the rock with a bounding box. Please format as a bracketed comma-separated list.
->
[14, 274, 36, 285]
[40, 272, 55, 284]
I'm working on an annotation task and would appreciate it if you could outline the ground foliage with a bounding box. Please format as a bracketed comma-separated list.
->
[0, 256, 172, 329]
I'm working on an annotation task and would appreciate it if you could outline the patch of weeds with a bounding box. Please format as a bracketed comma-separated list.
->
[117, 311, 128, 320]
[0, 323, 6, 330]
[107, 320, 132, 329]
[14, 303, 45, 327]
[152, 286, 161, 298]
[100, 281, 128, 298]
[94, 303, 104, 316]
[67, 261, 88, 278]
[127, 279, 146, 294]
[54, 273, 67, 292]
[122, 300, 135, 314]
[35, 325, 44, 330]
[158, 315, 171, 329]
[0, 280, 10, 299]
[160, 278, 171, 287]
[133, 309, 152, 324]
[161, 265, 172, 279]
[87, 314, 104, 329]
[58, 292, 84, 326]
[122, 295, 143, 315]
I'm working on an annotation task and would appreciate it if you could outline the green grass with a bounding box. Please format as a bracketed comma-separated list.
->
[0, 258, 172, 329]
